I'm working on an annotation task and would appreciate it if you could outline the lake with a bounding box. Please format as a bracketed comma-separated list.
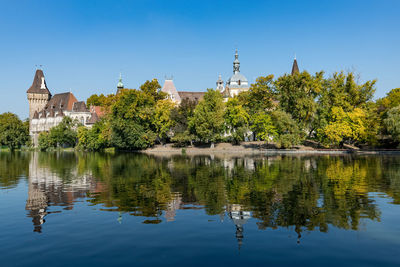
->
[1, 152, 400, 266]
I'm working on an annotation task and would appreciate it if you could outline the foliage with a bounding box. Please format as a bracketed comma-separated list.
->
[318, 107, 367, 147]
[0, 113, 30, 150]
[224, 97, 250, 144]
[377, 88, 400, 113]
[170, 98, 197, 146]
[383, 106, 400, 144]
[250, 112, 276, 143]
[38, 117, 78, 150]
[109, 80, 166, 150]
[271, 110, 303, 148]
[153, 99, 175, 143]
[77, 119, 111, 151]
[238, 75, 275, 115]
[38, 132, 53, 151]
[189, 89, 225, 146]
[87, 93, 107, 107]
[275, 71, 323, 132]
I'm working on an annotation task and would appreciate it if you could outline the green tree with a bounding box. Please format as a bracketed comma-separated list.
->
[153, 99, 175, 144]
[224, 97, 250, 144]
[77, 119, 111, 151]
[110, 83, 160, 150]
[48, 117, 78, 148]
[170, 98, 197, 146]
[38, 132, 53, 151]
[189, 89, 225, 147]
[250, 112, 277, 144]
[275, 71, 323, 133]
[86, 93, 107, 107]
[238, 75, 275, 115]
[271, 110, 303, 148]
[0, 112, 30, 150]
[313, 72, 376, 142]
[383, 106, 400, 145]
[377, 88, 400, 113]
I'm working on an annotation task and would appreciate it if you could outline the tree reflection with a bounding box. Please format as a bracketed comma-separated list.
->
[1, 152, 400, 244]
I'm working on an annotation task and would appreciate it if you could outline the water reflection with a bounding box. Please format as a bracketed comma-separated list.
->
[1, 152, 400, 247]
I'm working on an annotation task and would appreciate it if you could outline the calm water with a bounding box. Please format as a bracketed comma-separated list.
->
[1, 152, 400, 266]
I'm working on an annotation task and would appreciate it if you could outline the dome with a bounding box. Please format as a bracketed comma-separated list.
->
[228, 73, 248, 83]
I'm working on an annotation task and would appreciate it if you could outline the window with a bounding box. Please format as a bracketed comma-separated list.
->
[238, 80, 241, 85]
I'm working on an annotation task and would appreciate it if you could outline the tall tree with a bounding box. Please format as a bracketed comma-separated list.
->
[189, 89, 225, 147]
[153, 99, 175, 144]
[238, 75, 275, 115]
[275, 71, 323, 132]
[250, 112, 277, 144]
[110, 88, 157, 150]
[0, 113, 29, 150]
[170, 98, 197, 146]
[224, 97, 250, 144]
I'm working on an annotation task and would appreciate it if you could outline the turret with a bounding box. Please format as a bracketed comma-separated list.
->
[27, 69, 52, 120]
[116, 73, 124, 94]
[216, 74, 224, 92]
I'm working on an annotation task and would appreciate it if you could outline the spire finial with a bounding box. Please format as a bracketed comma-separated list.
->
[117, 73, 124, 89]
[294, 53, 296, 60]
[233, 49, 240, 74]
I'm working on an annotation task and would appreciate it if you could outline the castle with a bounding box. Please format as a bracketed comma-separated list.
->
[27, 70, 100, 145]
[27, 50, 300, 146]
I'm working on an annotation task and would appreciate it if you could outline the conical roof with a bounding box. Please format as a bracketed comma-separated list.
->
[291, 58, 299, 75]
[161, 79, 181, 103]
[27, 69, 52, 95]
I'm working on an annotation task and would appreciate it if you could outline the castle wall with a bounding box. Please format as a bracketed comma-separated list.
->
[27, 93, 50, 120]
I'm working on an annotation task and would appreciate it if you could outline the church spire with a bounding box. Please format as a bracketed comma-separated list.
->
[291, 55, 299, 75]
[233, 49, 240, 74]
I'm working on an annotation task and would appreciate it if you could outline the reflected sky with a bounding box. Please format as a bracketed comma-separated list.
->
[1, 152, 400, 266]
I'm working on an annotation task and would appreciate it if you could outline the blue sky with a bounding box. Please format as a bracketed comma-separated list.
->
[1, 0, 399, 119]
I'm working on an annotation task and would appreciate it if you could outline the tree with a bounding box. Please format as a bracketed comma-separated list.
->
[87, 93, 107, 107]
[189, 89, 225, 147]
[77, 119, 111, 151]
[313, 72, 376, 141]
[153, 99, 175, 144]
[224, 97, 250, 144]
[48, 117, 78, 148]
[318, 107, 367, 147]
[139, 78, 166, 101]
[250, 112, 276, 144]
[383, 106, 400, 145]
[110, 83, 159, 150]
[38, 132, 53, 151]
[271, 110, 303, 148]
[0, 113, 30, 150]
[377, 88, 400, 113]
[170, 98, 197, 146]
[275, 71, 323, 132]
[238, 75, 275, 115]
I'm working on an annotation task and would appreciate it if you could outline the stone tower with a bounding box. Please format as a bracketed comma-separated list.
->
[27, 69, 52, 120]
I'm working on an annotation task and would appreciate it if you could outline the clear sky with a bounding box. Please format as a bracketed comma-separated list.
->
[1, 0, 399, 119]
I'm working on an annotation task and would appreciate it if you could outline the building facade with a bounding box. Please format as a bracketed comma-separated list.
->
[27, 69, 100, 146]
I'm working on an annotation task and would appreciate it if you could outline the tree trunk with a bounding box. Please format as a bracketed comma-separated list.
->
[210, 142, 215, 148]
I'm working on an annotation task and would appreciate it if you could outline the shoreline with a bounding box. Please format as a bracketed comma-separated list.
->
[142, 142, 400, 156]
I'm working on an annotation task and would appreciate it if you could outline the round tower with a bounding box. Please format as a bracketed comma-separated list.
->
[26, 69, 52, 120]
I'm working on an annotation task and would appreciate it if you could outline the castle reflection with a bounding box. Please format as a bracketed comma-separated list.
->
[8, 152, 400, 247]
